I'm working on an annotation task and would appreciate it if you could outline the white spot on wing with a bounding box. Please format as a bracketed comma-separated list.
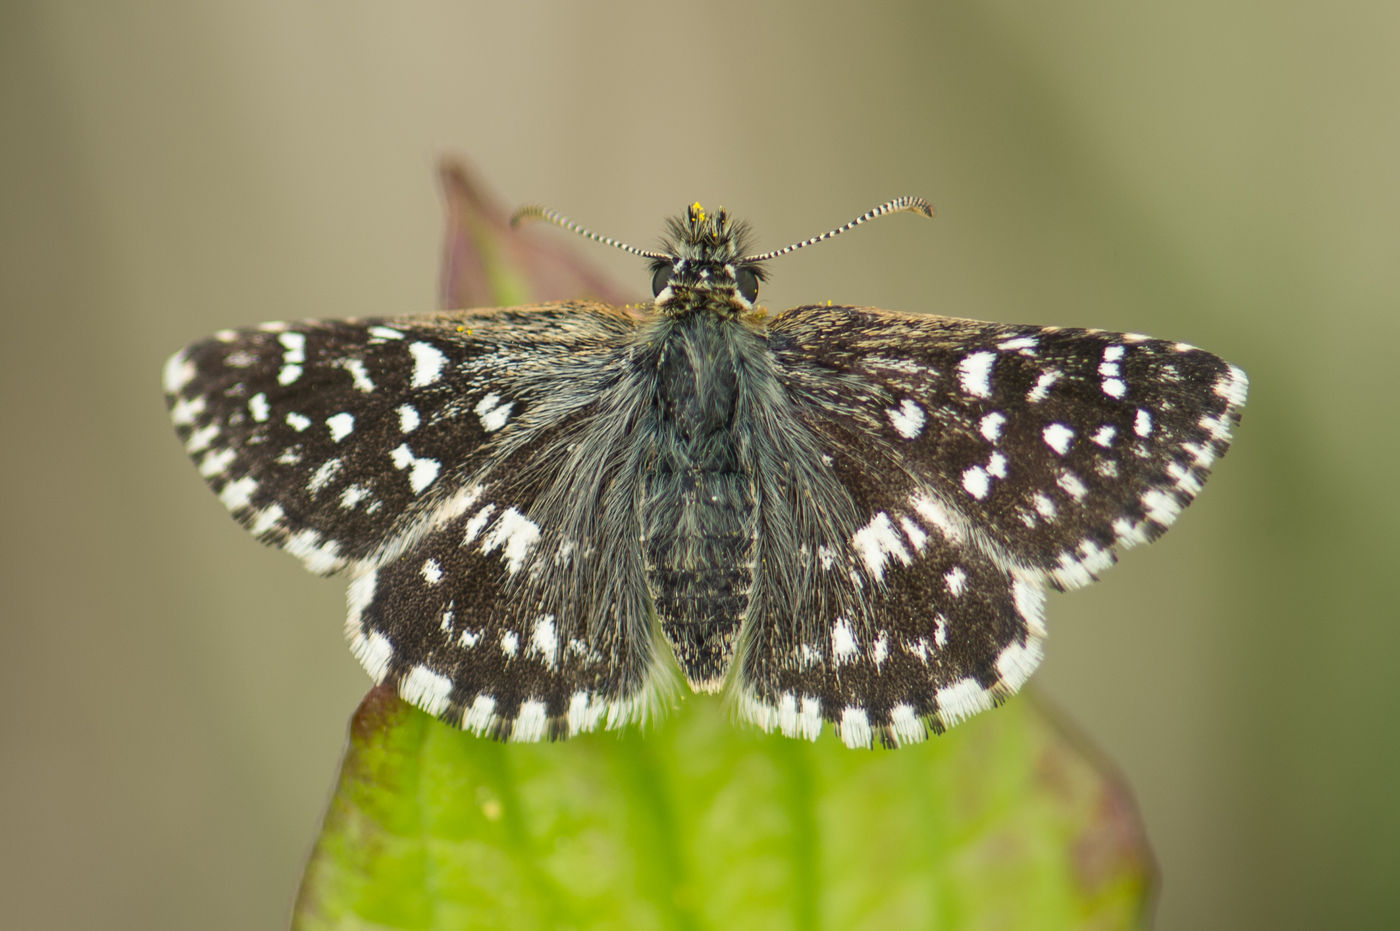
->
[326, 412, 355, 443]
[247, 393, 269, 422]
[285, 529, 343, 575]
[185, 424, 219, 454]
[898, 516, 928, 553]
[979, 411, 1006, 443]
[1013, 576, 1047, 636]
[944, 566, 967, 597]
[481, 508, 541, 574]
[851, 512, 911, 579]
[1057, 471, 1088, 500]
[347, 569, 376, 621]
[390, 443, 440, 494]
[163, 350, 195, 394]
[421, 558, 443, 585]
[171, 394, 206, 425]
[500, 631, 519, 657]
[397, 404, 420, 432]
[997, 639, 1042, 693]
[831, 618, 858, 666]
[218, 475, 257, 510]
[409, 341, 447, 387]
[1199, 413, 1231, 442]
[339, 484, 371, 510]
[889, 704, 925, 745]
[474, 393, 515, 432]
[1091, 425, 1117, 447]
[1134, 408, 1153, 437]
[962, 465, 990, 499]
[249, 503, 283, 537]
[529, 615, 558, 668]
[351, 628, 393, 683]
[513, 700, 548, 742]
[776, 693, 799, 737]
[1027, 369, 1061, 403]
[341, 358, 375, 393]
[936, 678, 994, 726]
[463, 504, 496, 544]
[278, 331, 305, 362]
[798, 696, 823, 740]
[308, 458, 342, 494]
[1042, 423, 1075, 455]
[886, 398, 926, 438]
[401, 665, 453, 717]
[462, 694, 496, 733]
[839, 706, 873, 749]
[911, 492, 964, 541]
[1214, 364, 1249, 407]
[285, 411, 312, 432]
[567, 691, 600, 736]
[997, 335, 1038, 352]
[957, 351, 996, 398]
[1141, 488, 1181, 526]
[198, 447, 236, 477]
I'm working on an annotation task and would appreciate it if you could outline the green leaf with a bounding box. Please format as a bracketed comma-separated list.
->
[294, 688, 1153, 930]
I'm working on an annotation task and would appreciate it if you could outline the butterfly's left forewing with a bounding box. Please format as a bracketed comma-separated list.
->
[731, 304, 1246, 747]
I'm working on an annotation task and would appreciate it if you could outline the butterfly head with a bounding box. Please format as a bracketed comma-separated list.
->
[511, 195, 935, 319]
[649, 203, 765, 317]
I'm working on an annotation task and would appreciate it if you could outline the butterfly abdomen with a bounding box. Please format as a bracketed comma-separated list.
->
[642, 314, 763, 690]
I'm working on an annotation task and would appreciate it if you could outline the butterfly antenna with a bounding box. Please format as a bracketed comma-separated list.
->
[741, 196, 935, 263]
[511, 205, 669, 260]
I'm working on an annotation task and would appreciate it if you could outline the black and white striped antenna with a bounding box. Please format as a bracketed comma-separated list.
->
[511, 205, 669, 260]
[741, 196, 934, 263]
[513, 196, 934, 264]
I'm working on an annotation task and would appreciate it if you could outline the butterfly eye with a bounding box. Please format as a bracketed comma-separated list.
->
[651, 265, 672, 297]
[736, 267, 760, 303]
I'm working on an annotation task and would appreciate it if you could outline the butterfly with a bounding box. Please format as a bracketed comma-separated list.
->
[164, 197, 1246, 747]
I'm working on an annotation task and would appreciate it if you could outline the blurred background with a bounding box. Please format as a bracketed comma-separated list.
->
[4, 3, 1396, 928]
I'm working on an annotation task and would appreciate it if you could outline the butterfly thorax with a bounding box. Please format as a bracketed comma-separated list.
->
[651, 203, 765, 320]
